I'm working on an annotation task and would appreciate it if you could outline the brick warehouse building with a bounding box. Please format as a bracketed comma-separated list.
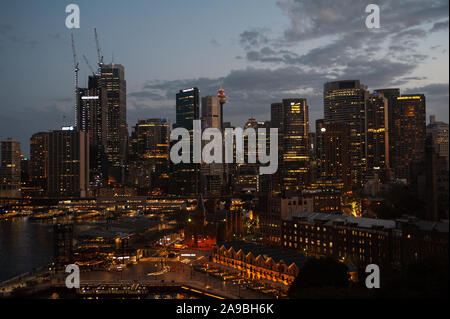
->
[281, 211, 448, 269]
[212, 241, 307, 286]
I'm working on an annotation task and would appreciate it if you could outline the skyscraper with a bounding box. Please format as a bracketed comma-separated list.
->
[128, 118, 170, 192]
[77, 75, 108, 186]
[99, 64, 127, 184]
[201, 96, 221, 129]
[375, 88, 400, 180]
[0, 138, 21, 198]
[233, 118, 269, 194]
[172, 88, 200, 196]
[427, 115, 449, 168]
[29, 132, 49, 196]
[390, 94, 426, 181]
[324, 80, 368, 187]
[322, 122, 352, 190]
[365, 92, 390, 181]
[176, 88, 200, 131]
[279, 98, 309, 192]
[201, 96, 223, 196]
[47, 128, 89, 198]
[315, 119, 326, 182]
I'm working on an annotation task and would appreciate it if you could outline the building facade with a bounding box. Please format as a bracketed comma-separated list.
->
[324, 80, 368, 187]
[0, 138, 21, 198]
[99, 64, 127, 184]
[390, 94, 426, 181]
[47, 129, 89, 198]
[365, 92, 390, 181]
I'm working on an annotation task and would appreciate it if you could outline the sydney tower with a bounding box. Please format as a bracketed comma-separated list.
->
[217, 82, 227, 131]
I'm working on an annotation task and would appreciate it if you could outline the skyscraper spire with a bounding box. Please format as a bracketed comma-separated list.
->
[217, 81, 227, 131]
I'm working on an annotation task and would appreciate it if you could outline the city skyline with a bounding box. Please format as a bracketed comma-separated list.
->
[0, 0, 448, 156]
[0, 1, 448, 302]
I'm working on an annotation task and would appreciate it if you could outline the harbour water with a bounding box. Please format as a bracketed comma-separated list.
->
[0, 217, 54, 282]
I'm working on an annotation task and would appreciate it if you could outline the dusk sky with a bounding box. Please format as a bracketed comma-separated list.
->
[1, 0, 448, 156]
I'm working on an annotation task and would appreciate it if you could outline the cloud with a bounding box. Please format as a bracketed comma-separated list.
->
[404, 83, 449, 119]
[275, 0, 449, 42]
[429, 19, 449, 32]
[0, 23, 38, 46]
[210, 38, 220, 47]
[239, 28, 270, 49]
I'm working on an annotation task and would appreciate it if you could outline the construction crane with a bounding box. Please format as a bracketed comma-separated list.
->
[71, 33, 79, 127]
[82, 54, 96, 76]
[94, 27, 103, 75]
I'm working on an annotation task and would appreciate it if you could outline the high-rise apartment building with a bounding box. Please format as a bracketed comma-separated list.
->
[47, 128, 89, 198]
[0, 138, 21, 198]
[77, 75, 108, 186]
[29, 132, 49, 196]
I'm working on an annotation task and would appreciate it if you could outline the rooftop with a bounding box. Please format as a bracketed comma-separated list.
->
[217, 240, 307, 267]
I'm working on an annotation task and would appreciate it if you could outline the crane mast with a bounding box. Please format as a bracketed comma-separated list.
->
[94, 27, 103, 76]
[82, 54, 96, 76]
[71, 33, 79, 127]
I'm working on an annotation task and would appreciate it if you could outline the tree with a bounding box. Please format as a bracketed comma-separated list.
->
[375, 183, 425, 219]
[376, 256, 449, 298]
[288, 257, 350, 298]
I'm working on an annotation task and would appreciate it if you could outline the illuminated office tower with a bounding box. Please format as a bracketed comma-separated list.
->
[0, 138, 21, 198]
[270, 102, 284, 181]
[233, 118, 270, 194]
[365, 92, 390, 181]
[47, 128, 89, 198]
[29, 132, 49, 196]
[176, 87, 200, 131]
[202, 96, 221, 129]
[427, 115, 449, 168]
[315, 119, 326, 181]
[201, 96, 223, 196]
[390, 94, 426, 181]
[279, 98, 310, 192]
[171, 88, 200, 196]
[77, 76, 108, 186]
[324, 80, 368, 188]
[129, 118, 170, 192]
[374, 88, 400, 178]
[322, 122, 352, 190]
[99, 64, 127, 184]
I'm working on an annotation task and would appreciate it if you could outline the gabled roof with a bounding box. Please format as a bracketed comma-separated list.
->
[217, 241, 307, 267]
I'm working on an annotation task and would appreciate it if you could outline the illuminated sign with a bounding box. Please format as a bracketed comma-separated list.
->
[81, 96, 99, 100]
[61, 126, 74, 131]
[181, 88, 194, 93]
